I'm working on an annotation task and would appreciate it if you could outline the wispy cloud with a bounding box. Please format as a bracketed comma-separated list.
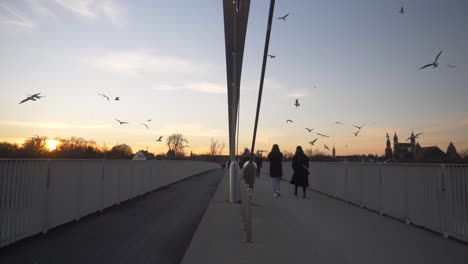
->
[152, 82, 225, 94]
[287, 88, 311, 98]
[92, 50, 209, 76]
[156, 123, 226, 137]
[1, 0, 125, 32]
[0, 2, 36, 30]
[0, 120, 110, 130]
[51, 0, 125, 26]
[28, 0, 55, 18]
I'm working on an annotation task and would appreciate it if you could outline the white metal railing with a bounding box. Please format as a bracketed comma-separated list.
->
[0, 160, 219, 248]
[262, 162, 468, 243]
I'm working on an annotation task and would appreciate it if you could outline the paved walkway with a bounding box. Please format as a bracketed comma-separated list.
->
[182, 171, 468, 264]
[0, 169, 223, 264]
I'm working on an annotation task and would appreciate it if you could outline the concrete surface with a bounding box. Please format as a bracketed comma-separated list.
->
[182, 171, 468, 264]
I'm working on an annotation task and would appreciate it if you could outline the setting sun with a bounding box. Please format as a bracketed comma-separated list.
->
[46, 140, 60, 151]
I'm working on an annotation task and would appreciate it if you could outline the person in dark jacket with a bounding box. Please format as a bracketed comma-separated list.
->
[254, 155, 263, 178]
[290, 146, 309, 198]
[267, 144, 283, 197]
[239, 148, 251, 169]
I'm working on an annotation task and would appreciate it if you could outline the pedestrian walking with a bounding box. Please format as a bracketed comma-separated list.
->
[254, 155, 263, 178]
[290, 146, 309, 198]
[267, 144, 283, 197]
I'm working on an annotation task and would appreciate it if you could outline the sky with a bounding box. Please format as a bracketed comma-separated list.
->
[0, 0, 467, 156]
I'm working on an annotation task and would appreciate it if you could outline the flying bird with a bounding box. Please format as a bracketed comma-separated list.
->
[305, 128, 314, 132]
[114, 97, 120, 101]
[399, 6, 405, 14]
[140, 124, 149, 130]
[19, 93, 43, 104]
[115, 118, 128, 125]
[294, 99, 300, 108]
[268, 55, 276, 58]
[309, 138, 318, 146]
[354, 130, 361, 136]
[447, 64, 456, 68]
[406, 133, 423, 141]
[353, 124, 365, 130]
[99, 94, 109, 101]
[324, 144, 330, 150]
[316, 133, 329, 138]
[277, 13, 290, 20]
[156, 136, 163, 142]
[286, 119, 293, 123]
[147, 119, 152, 122]
[331, 121, 344, 126]
[419, 50, 443, 70]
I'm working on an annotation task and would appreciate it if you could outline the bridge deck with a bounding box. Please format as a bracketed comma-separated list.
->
[182, 171, 468, 264]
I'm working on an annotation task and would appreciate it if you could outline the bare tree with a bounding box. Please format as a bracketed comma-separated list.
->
[22, 136, 48, 158]
[166, 133, 188, 156]
[460, 148, 468, 158]
[208, 138, 225, 156]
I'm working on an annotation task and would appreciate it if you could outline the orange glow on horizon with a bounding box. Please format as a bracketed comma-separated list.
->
[45, 140, 59, 151]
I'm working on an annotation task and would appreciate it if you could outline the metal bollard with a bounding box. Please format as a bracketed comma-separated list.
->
[242, 161, 257, 189]
[230, 161, 240, 203]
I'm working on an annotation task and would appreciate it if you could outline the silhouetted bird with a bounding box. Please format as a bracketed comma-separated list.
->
[156, 136, 163, 142]
[317, 133, 329, 138]
[114, 97, 120, 101]
[419, 50, 443, 70]
[448, 65, 456, 68]
[406, 133, 423, 141]
[305, 128, 314, 132]
[277, 14, 290, 20]
[286, 119, 293, 123]
[19, 93, 43, 104]
[399, 6, 405, 14]
[268, 55, 276, 58]
[309, 138, 318, 146]
[99, 94, 109, 101]
[115, 118, 128, 125]
[354, 130, 361, 136]
[324, 144, 330, 150]
[331, 121, 344, 126]
[140, 124, 149, 130]
[294, 99, 300, 107]
[353, 124, 365, 130]
[147, 119, 152, 122]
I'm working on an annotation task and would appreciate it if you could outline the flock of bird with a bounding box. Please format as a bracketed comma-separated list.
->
[269, 6, 438, 152]
[16, 5, 457, 154]
[18, 92, 166, 144]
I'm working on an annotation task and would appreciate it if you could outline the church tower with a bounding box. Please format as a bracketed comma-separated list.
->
[385, 134, 392, 159]
[410, 132, 416, 152]
[393, 132, 399, 158]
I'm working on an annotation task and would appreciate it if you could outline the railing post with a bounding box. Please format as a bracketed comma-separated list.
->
[42, 160, 51, 234]
[439, 164, 449, 238]
[100, 160, 104, 212]
[379, 164, 383, 215]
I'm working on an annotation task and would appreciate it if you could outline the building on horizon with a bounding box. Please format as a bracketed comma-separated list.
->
[384, 132, 461, 163]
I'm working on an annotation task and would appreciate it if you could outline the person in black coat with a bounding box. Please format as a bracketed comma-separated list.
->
[254, 155, 263, 178]
[267, 144, 283, 197]
[290, 146, 309, 198]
